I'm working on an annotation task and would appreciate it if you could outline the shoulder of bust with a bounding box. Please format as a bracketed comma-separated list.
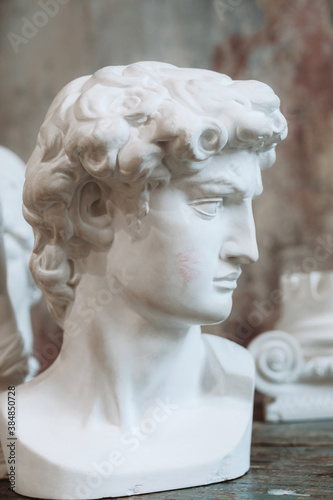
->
[202, 333, 255, 380]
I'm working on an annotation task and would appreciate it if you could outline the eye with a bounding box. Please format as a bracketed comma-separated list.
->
[189, 198, 224, 220]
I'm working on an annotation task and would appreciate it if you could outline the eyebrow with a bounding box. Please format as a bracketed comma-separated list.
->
[184, 173, 263, 198]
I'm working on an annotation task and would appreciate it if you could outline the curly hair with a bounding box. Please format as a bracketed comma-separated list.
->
[23, 61, 287, 325]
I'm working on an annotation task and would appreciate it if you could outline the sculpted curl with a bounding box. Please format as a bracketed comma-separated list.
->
[23, 62, 287, 325]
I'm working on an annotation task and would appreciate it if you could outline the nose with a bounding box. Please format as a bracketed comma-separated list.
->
[219, 202, 259, 265]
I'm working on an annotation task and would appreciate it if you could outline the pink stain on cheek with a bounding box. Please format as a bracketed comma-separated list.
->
[176, 250, 202, 283]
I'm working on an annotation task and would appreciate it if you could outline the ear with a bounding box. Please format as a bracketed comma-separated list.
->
[71, 180, 114, 251]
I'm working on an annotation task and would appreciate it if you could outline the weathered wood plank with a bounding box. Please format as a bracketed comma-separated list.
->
[0, 420, 332, 500]
[252, 420, 333, 446]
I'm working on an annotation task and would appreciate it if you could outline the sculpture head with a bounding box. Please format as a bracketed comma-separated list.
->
[23, 62, 287, 327]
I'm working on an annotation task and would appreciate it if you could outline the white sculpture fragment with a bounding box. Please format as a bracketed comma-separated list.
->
[0, 146, 41, 377]
[0, 147, 41, 478]
[249, 270, 333, 422]
[0, 201, 29, 477]
[0, 62, 287, 499]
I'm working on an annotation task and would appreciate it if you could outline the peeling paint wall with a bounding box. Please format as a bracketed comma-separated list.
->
[212, 0, 333, 344]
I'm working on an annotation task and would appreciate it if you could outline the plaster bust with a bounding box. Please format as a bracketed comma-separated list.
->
[0, 146, 41, 379]
[0, 62, 287, 499]
[0, 202, 28, 393]
[0, 200, 28, 477]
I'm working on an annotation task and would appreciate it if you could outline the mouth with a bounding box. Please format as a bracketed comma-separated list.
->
[213, 271, 241, 290]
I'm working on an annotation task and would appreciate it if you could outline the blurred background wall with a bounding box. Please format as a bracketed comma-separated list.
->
[1, 0, 333, 351]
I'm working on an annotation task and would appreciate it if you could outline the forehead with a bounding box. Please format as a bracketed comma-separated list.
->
[172, 149, 263, 197]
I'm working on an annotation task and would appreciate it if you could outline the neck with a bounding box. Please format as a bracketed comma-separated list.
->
[58, 283, 205, 427]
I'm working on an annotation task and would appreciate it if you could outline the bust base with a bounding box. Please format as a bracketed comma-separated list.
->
[264, 389, 333, 423]
[249, 330, 333, 423]
[14, 420, 252, 499]
[0, 336, 255, 499]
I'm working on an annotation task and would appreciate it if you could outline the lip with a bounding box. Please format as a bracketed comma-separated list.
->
[213, 271, 241, 290]
[213, 281, 238, 291]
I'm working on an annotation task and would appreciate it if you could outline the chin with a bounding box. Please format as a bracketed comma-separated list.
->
[174, 306, 231, 327]
[200, 315, 230, 326]
[197, 305, 233, 326]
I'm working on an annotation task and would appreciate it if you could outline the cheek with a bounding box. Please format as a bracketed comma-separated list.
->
[176, 248, 209, 283]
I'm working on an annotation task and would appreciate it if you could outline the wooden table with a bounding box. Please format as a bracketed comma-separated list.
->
[0, 419, 332, 500]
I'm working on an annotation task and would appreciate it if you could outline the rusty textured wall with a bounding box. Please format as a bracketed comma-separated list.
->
[1, 0, 333, 347]
[0, 0, 224, 162]
[211, 0, 333, 345]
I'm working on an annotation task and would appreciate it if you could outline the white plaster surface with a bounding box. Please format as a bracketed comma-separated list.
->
[0, 147, 39, 478]
[249, 271, 333, 422]
[0, 146, 40, 370]
[0, 62, 287, 498]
